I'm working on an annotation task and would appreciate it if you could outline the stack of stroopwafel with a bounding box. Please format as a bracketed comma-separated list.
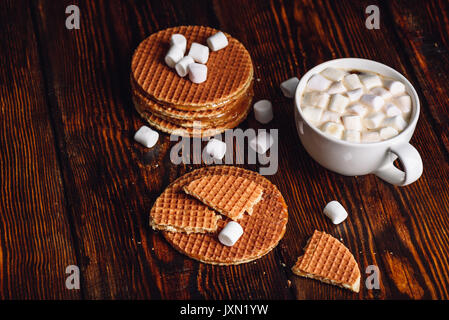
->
[150, 166, 288, 265]
[131, 26, 254, 137]
[292, 230, 361, 292]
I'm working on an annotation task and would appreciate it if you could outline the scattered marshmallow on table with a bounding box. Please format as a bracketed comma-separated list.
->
[360, 74, 382, 90]
[307, 74, 332, 91]
[384, 80, 405, 96]
[320, 67, 345, 81]
[395, 95, 412, 114]
[188, 42, 209, 64]
[188, 63, 208, 84]
[175, 56, 194, 77]
[342, 115, 362, 131]
[346, 103, 367, 117]
[321, 122, 344, 139]
[364, 112, 385, 129]
[207, 31, 228, 51]
[346, 88, 363, 102]
[280, 77, 300, 98]
[361, 131, 381, 143]
[134, 126, 159, 148]
[360, 94, 384, 111]
[165, 45, 184, 68]
[302, 107, 323, 123]
[249, 131, 273, 154]
[328, 94, 349, 113]
[343, 130, 361, 143]
[380, 126, 399, 140]
[383, 115, 408, 131]
[343, 74, 363, 90]
[218, 221, 244, 246]
[323, 201, 348, 224]
[205, 138, 226, 160]
[170, 34, 187, 54]
[327, 81, 347, 94]
[253, 99, 274, 124]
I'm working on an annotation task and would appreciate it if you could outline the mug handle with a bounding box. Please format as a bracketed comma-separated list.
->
[374, 143, 423, 186]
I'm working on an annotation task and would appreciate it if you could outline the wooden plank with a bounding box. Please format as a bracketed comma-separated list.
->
[214, 0, 449, 299]
[0, 0, 80, 299]
[31, 0, 293, 299]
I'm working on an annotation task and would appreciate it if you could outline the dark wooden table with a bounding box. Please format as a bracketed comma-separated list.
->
[0, 0, 448, 300]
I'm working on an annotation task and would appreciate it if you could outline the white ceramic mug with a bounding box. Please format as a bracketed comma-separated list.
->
[294, 58, 423, 186]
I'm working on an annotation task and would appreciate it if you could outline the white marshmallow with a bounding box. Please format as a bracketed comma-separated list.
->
[302, 107, 323, 123]
[327, 81, 347, 94]
[346, 103, 367, 117]
[360, 94, 384, 111]
[383, 115, 408, 131]
[134, 126, 159, 148]
[346, 88, 363, 102]
[175, 56, 194, 77]
[342, 115, 362, 131]
[380, 127, 399, 140]
[207, 31, 228, 51]
[218, 221, 243, 246]
[323, 201, 348, 224]
[360, 74, 382, 90]
[384, 80, 405, 96]
[320, 67, 346, 81]
[321, 111, 341, 123]
[384, 103, 402, 117]
[165, 45, 184, 68]
[188, 42, 209, 64]
[302, 92, 330, 108]
[395, 95, 412, 114]
[343, 130, 361, 143]
[361, 131, 381, 143]
[321, 122, 344, 139]
[328, 94, 349, 113]
[364, 112, 385, 129]
[188, 63, 208, 84]
[280, 77, 300, 98]
[307, 74, 332, 91]
[170, 34, 187, 54]
[205, 138, 227, 160]
[249, 131, 273, 154]
[253, 100, 273, 124]
[343, 74, 363, 90]
[370, 87, 393, 100]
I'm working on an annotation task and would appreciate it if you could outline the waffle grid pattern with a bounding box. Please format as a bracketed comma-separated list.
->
[183, 175, 264, 221]
[150, 194, 220, 233]
[292, 230, 360, 291]
[156, 166, 288, 265]
[131, 26, 253, 107]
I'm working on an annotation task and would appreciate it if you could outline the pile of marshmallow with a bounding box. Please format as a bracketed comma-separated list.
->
[164, 31, 229, 84]
[299, 68, 412, 143]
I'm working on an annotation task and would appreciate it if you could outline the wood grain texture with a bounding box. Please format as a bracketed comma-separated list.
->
[0, 0, 80, 299]
[0, 0, 447, 299]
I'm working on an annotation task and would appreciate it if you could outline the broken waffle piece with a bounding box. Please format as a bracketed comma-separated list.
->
[183, 175, 264, 221]
[291, 230, 361, 293]
[150, 192, 221, 234]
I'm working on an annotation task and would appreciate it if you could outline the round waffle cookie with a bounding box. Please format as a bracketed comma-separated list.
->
[151, 166, 288, 265]
[131, 26, 254, 110]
